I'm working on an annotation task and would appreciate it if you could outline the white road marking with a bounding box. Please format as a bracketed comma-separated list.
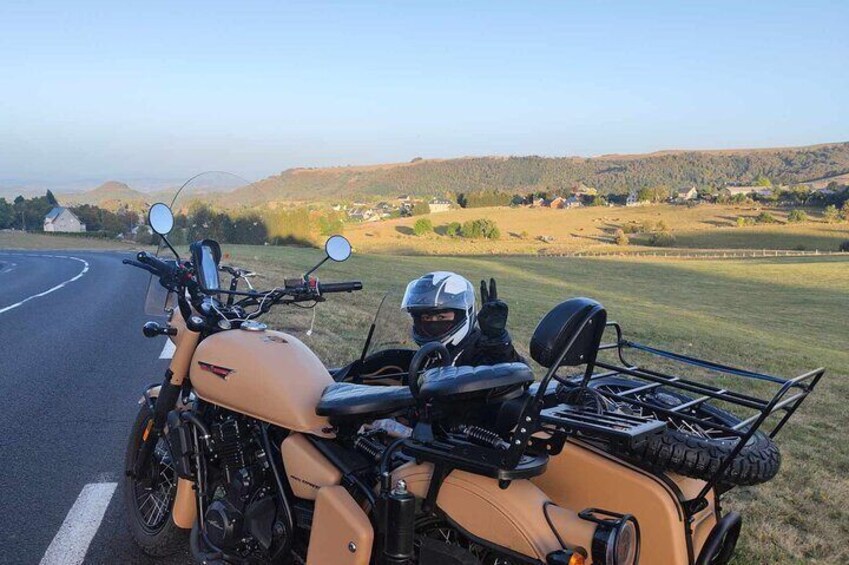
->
[0, 255, 89, 315]
[159, 339, 176, 359]
[0, 261, 17, 274]
[39, 482, 117, 565]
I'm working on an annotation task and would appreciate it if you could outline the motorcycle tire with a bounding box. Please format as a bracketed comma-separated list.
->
[124, 403, 186, 556]
[586, 377, 781, 486]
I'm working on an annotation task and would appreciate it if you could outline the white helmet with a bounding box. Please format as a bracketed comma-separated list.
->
[401, 272, 476, 347]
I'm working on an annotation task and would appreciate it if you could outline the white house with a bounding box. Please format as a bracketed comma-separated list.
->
[429, 199, 453, 213]
[563, 196, 583, 209]
[44, 207, 86, 233]
[674, 186, 699, 202]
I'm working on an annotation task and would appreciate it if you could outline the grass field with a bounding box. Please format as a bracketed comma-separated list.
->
[342, 203, 849, 256]
[0, 231, 136, 250]
[221, 244, 849, 564]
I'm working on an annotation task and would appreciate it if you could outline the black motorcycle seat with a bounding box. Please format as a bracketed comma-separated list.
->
[316, 382, 414, 418]
[419, 362, 533, 401]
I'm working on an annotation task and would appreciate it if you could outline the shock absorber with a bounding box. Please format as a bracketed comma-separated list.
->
[354, 434, 385, 461]
[382, 480, 416, 565]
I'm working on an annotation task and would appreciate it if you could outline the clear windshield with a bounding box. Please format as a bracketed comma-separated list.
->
[143, 171, 253, 315]
[363, 290, 416, 359]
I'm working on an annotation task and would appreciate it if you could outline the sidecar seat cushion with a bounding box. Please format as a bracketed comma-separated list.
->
[418, 362, 533, 401]
[316, 382, 414, 418]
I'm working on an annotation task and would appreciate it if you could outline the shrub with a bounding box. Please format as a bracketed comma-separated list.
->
[519, 230, 529, 240]
[413, 218, 433, 236]
[461, 218, 500, 239]
[823, 205, 840, 223]
[622, 222, 640, 234]
[613, 228, 629, 246]
[842, 201, 849, 222]
[444, 222, 462, 237]
[656, 220, 669, 232]
[410, 201, 431, 216]
[840, 240, 849, 252]
[649, 231, 677, 247]
[755, 211, 779, 224]
[787, 209, 808, 223]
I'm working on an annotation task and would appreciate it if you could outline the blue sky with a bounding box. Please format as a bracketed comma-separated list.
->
[1, 0, 847, 185]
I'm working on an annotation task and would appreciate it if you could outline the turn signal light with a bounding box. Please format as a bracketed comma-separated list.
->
[569, 553, 586, 565]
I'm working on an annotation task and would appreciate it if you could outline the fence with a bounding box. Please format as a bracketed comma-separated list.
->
[541, 249, 849, 260]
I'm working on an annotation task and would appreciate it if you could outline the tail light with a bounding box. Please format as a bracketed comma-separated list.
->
[578, 509, 640, 565]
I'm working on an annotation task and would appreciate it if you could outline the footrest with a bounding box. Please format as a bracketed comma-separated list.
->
[539, 404, 666, 449]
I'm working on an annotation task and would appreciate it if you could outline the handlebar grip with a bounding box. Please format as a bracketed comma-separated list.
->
[136, 251, 171, 274]
[284, 278, 306, 289]
[123, 258, 159, 275]
[318, 281, 363, 293]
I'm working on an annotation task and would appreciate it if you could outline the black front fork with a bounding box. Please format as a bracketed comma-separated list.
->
[132, 370, 182, 479]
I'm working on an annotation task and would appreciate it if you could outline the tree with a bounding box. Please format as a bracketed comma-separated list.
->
[823, 205, 840, 223]
[0, 198, 13, 229]
[754, 175, 772, 187]
[445, 222, 462, 236]
[755, 211, 779, 224]
[649, 231, 676, 247]
[46, 190, 59, 207]
[613, 229, 629, 246]
[787, 209, 808, 223]
[413, 218, 433, 236]
[842, 201, 849, 222]
[410, 201, 430, 216]
[460, 218, 500, 239]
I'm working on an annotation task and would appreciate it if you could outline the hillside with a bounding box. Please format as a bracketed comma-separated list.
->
[63, 181, 148, 207]
[231, 142, 849, 205]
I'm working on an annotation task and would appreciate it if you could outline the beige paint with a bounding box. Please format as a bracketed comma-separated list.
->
[281, 434, 342, 500]
[533, 440, 718, 565]
[392, 463, 595, 561]
[169, 324, 200, 387]
[167, 306, 188, 348]
[306, 486, 373, 565]
[190, 329, 334, 436]
[172, 478, 197, 529]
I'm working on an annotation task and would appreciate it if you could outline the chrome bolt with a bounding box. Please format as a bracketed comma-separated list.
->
[348, 542, 357, 553]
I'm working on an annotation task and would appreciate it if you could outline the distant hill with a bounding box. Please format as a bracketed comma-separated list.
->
[63, 181, 148, 207]
[231, 142, 849, 205]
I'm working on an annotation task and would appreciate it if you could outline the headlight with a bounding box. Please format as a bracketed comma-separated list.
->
[579, 509, 640, 565]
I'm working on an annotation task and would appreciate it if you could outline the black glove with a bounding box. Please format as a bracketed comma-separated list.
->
[478, 278, 509, 339]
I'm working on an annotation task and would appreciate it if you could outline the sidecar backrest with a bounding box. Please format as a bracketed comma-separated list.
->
[530, 297, 607, 368]
[418, 362, 533, 402]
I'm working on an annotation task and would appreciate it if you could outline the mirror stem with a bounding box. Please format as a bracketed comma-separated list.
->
[160, 235, 181, 261]
[303, 255, 328, 280]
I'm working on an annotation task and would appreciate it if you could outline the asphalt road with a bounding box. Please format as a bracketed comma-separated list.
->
[0, 251, 193, 564]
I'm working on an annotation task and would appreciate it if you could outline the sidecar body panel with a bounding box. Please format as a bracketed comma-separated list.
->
[533, 440, 718, 565]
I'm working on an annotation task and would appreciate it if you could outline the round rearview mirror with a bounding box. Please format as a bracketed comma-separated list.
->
[148, 202, 175, 236]
[325, 235, 352, 262]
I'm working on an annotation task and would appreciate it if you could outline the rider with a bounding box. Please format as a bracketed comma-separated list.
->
[401, 272, 523, 366]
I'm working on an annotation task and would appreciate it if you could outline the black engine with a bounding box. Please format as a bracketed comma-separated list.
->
[202, 414, 279, 554]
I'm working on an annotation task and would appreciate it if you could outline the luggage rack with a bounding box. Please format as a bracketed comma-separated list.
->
[523, 318, 824, 513]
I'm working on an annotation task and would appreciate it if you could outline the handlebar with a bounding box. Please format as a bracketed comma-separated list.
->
[318, 281, 363, 294]
[135, 251, 172, 275]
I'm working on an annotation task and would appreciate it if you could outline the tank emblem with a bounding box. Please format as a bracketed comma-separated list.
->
[197, 361, 236, 379]
[262, 335, 287, 344]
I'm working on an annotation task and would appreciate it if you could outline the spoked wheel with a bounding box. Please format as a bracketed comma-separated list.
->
[582, 377, 781, 486]
[124, 404, 186, 556]
[415, 516, 517, 565]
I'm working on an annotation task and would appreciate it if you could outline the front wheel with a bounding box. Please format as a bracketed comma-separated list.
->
[124, 403, 185, 556]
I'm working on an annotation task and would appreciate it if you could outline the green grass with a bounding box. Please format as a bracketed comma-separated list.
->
[222, 245, 849, 564]
[0, 231, 139, 250]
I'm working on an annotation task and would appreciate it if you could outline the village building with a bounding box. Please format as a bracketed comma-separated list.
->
[625, 190, 647, 207]
[563, 196, 582, 209]
[429, 199, 452, 213]
[674, 186, 699, 202]
[43, 207, 86, 233]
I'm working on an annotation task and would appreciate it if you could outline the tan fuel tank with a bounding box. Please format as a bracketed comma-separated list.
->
[190, 328, 334, 437]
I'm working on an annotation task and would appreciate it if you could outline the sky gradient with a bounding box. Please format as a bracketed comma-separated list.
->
[1, 0, 847, 186]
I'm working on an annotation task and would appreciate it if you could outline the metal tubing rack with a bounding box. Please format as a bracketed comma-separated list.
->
[586, 322, 824, 508]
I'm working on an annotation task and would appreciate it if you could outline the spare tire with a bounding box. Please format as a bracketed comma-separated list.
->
[585, 377, 781, 486]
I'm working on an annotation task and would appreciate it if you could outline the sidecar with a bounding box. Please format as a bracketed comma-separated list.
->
[517, 298, 822, 564]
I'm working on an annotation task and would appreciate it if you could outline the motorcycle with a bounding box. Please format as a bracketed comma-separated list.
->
[124, 174, 822, 565]
[124, 176, 611, 564]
